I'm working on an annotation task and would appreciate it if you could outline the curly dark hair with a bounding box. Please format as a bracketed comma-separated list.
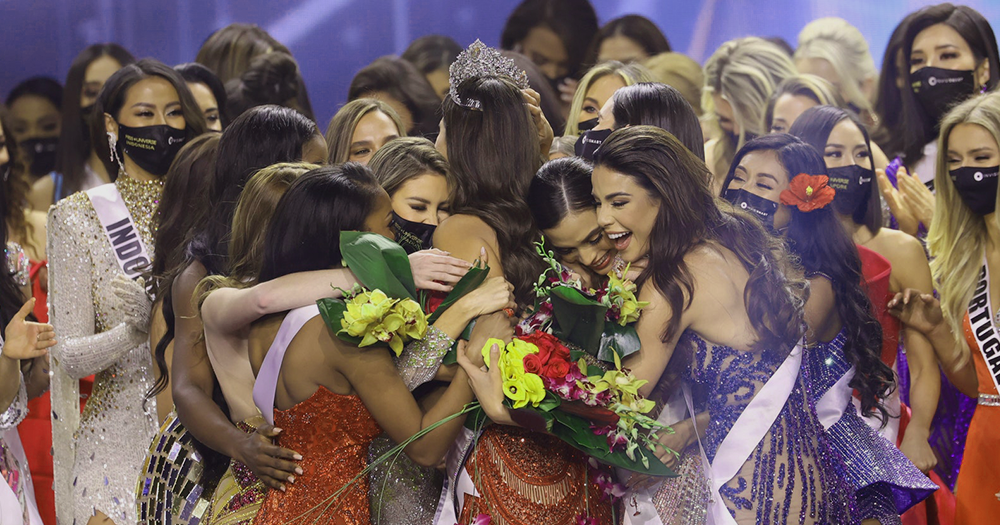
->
[722, 133, 895, 423]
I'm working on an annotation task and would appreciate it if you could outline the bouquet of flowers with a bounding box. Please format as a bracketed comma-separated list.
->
[474, 331, 675, 476]
[518, 240, 648, 363]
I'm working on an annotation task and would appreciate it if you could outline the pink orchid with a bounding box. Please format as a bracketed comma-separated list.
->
[574, 515, 599, 525]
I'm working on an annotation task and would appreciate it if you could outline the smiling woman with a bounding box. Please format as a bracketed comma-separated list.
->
[325, 98, 405, 165]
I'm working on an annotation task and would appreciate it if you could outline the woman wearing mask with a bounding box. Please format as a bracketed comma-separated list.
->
[47, 59, 206, 525]
[790, 107, 944, 479]
[30, 43, 135, 211]
[325, 99, 404, 165]
[580, 81, 704, 163]
[703, 37, 797, 188]
[893, 4, 999, 187]
[893, 91, 1000, 525]
[367, 137, 451, 254]
[175, 63, 228, 131]
[5, 78, 62, 185]
[564, 61, 653, 136]
[722, 134, 938, 524]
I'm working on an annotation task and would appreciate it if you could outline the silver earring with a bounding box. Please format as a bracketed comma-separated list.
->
[107, 132, 122, 168]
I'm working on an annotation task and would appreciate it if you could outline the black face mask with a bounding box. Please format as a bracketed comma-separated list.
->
[117, 124, 187, 176]
[575, 128, 613, 162]
[911, 67, 976, 128]
[724, 188, 779, 231]
[390, 211, 437, 254]
[577, 117, 599, 132]
[950, 165, 1000, 215]
[19, 137, 59, 176]
[827, 165, 874, 216]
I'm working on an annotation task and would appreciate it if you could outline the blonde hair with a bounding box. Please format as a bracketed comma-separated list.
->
[642, 52, 705, 116]
[196, 162, 319, 310]
[927, 92, 1000, 344]
[703, 37, 797, 144]
[367, 136, 452, 196]
[324, 98, 405, 164]
[565, 61, 653, 135]
[763, 74, 844, 132]
[795, 17, 878, 120]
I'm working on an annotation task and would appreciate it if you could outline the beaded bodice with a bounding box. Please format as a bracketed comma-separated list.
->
[254, 387, 382, 524]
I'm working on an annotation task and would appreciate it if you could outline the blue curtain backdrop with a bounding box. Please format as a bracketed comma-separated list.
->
[1, 0, 997, 125]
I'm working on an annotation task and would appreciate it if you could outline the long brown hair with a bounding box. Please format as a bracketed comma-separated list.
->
[595, 126, 808, 350]
[442, 75, 546, 307]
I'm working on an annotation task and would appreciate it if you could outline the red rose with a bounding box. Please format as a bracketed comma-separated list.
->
[541, 358, 572, 381]
[520, 332, 570, 364]
[523, 353, 544, 375]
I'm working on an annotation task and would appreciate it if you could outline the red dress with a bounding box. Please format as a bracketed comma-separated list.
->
[956, 316, 1000, 524]
[253, 387, 382, 524]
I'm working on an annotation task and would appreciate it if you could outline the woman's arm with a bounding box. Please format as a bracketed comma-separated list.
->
[0, 298, 55, 419]
[893, 237, 941, 473]
[172, 262, 301, 489]
[47, 204, 145, 380]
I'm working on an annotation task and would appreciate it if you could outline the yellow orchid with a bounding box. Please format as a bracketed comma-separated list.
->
[338, 288, 429, 357]
[604, 270, 649, 326]
[394, 298, 428, 340]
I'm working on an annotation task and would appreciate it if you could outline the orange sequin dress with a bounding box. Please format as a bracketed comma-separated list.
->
[457, 426, 614, 525]
[955, 315, 1000, 524]
[253, 387, 382, 525]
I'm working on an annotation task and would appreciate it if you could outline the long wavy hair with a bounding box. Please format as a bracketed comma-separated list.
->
[324, 99, 404, 165]
[442, 75, 546, 307]
[724, 133, 894, 422]
[928, 92, 1000, 344]
[146, 134, 220, 398]
[790, 105, 883, 234]
[564, 61, 653, 136]
[0, 111, 37, 257]
[610, 82, 705, 160]
[596, 126, 808, 354]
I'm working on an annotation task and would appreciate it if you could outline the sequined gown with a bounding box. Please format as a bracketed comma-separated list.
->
[1, 372, 43, 525]
[252, 388, 382, 524]
[955, 315, 1000, 524]
[48, 176, 162, 524]
[682, 331, 855, 524]
[808, 331, 937, 524]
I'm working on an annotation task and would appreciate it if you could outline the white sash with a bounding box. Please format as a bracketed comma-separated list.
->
[0, 428, 43, 525]
[86, 183, 151, 279]
[252, 305, 320, 425]
[685, 343, 803, 525]
[967, 261, 1000, 393]
[815, 366, 855, 429]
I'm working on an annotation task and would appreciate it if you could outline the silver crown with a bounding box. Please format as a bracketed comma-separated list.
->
[448, 39, 530, 110]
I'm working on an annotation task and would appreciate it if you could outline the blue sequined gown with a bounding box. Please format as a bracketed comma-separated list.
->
[682, 331, 855, 524]
[808, 331, 938, 524]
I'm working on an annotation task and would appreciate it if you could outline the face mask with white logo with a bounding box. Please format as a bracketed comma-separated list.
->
[950, 165, 1000, 215]
[724, 188, 779, 231]
[911, 67, 977, 128]
[826, 165, 874, 217]
[116, 123, 187, 176]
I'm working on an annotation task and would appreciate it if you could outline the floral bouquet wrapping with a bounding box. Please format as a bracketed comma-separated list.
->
[473, 331, 676, 476]
[519, 241, 647, 363]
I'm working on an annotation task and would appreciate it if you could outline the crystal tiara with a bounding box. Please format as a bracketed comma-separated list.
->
[448, 39, 530, 110]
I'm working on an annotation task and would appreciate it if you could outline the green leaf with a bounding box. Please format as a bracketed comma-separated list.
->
[549, 286, 607, 354]
[340, 231, 416, 300]
[441, 321, 475, 365]
[598, 322, 642, 362]
[427, 264, 490, 323]
[548, 410, 677, 477]
[538, 392, 562, 412]
[316, 297, 362, 346]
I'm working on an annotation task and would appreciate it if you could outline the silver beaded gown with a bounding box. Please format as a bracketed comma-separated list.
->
[48, 176, 162, 524]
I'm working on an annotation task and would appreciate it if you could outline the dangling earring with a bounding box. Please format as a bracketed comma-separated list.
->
[107, 132, 122, 168]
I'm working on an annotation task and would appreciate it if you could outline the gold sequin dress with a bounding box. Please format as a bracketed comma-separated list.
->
[47, 176, 162, 524]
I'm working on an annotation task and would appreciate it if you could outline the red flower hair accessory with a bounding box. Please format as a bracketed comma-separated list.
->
[779, 174, 836, 212]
